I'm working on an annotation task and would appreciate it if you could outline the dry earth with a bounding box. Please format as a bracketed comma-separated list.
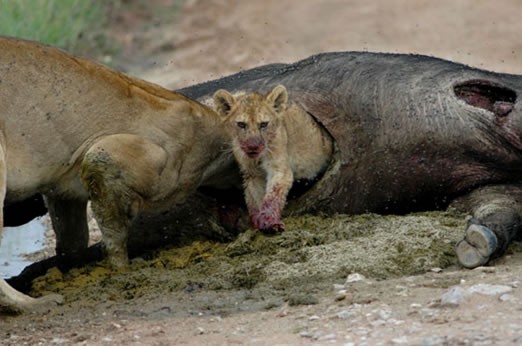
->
[2, 0, 522, 345]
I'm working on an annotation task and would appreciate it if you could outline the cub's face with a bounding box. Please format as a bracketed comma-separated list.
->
[213, 85, 288, 160]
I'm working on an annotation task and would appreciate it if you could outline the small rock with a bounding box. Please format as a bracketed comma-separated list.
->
[419, 308, 439, 322]
[430, 267, 442, 273]
[420, 336, 448, 345]
[369, 319, 386, 327]
[277, 308, 288, 318]
[318, 333, 336, 341]
[440, 286, 467, 306]
[51, 338, 69, 345]
[391, 336, 409, 344]
[333, 283, 345, 290]
[196, 327, 205, 335]
[308, 315, 320, 321]
[410, 303, 422, 309]
[345, 273, 366, 284]
[376, 309, 392, 320]
[299, 331, 313, 338]
[499, 293, 516, 302]
[468, 284, 512, 296]
[473, 266, 496, 273]
[335, 290, 348, 301]
[336, 310, 354, 319]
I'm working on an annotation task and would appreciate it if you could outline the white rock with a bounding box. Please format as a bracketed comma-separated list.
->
[318, 333, 337, 341]
[419, 308, 439, 322]
[391, 336, 409, 344]
[51, 338, 69, 345]
[376, 309, 392, 320]
[337, 310, 354, 319]
[345, 273, 366, 284]
[299, 331, 313, 338]
[468, 284, 512, 296]
[472, 266, 496, 273]
[335, 289, 348, 301]
[499, 293, 517, 302]
[420, 336, 448, 345]
[440, 286, 467, 306]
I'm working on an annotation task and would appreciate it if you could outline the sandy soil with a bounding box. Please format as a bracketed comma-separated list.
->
[2, 0, 522, 345]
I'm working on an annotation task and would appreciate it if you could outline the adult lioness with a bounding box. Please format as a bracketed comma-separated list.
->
[213, 85, 333, 232]
[0, 37, 232, 313]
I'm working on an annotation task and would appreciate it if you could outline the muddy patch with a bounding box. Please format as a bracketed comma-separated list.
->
[29, 211, 465, 316]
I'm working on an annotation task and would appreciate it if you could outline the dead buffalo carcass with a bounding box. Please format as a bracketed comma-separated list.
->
[178, 51, 522, 269]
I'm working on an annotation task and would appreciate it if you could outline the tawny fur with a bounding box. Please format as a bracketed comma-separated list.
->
[0, 37, 233, 312]
[213, 85, 333, 232]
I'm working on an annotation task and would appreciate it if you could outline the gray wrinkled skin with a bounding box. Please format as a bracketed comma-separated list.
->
[179, 52, 522, 268]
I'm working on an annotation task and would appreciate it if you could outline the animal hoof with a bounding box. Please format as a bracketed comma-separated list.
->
[456, 224, 498, 269]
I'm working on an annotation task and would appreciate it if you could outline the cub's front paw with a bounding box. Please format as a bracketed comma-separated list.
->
[255, 209, 285, 234]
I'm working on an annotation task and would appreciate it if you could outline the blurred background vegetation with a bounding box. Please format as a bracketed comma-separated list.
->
[0, 0, 120, 56]
[0, 0, 185, 61]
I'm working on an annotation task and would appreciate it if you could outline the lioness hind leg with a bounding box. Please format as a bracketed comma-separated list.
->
[46, 197, 89, 269]
[81, 134, 167, 268]
[0, 145, 62, 313]
[0, 279, 63, 314]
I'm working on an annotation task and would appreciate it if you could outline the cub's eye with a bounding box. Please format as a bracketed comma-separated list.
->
[236, 121, 247, 129]
[259, 121, 269, 130]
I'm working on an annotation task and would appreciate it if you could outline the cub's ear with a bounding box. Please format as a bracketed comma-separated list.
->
[213, 89, 236, 116]
[266, 85, 288, 114]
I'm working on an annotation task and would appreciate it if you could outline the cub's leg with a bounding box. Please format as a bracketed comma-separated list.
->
[243, 174, 266, 229]
[45, 197, 89, 269]
[81, 134, 167, 268]
[255, 161, 293, 233]
[451, 184, 522, 268]
[0, 146, 62, 313]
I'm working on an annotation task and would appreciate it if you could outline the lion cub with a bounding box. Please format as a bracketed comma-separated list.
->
[213, 85, 333, 232]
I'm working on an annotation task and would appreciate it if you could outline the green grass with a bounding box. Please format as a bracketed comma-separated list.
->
[0, 0, 113, 52]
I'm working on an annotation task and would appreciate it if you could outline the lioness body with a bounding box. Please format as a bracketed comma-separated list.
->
[214, 86, 333, 231]
[0, 37, 231, 312]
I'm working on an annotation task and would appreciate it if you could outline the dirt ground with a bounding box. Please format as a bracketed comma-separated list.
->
[2, 0, 522, 345]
